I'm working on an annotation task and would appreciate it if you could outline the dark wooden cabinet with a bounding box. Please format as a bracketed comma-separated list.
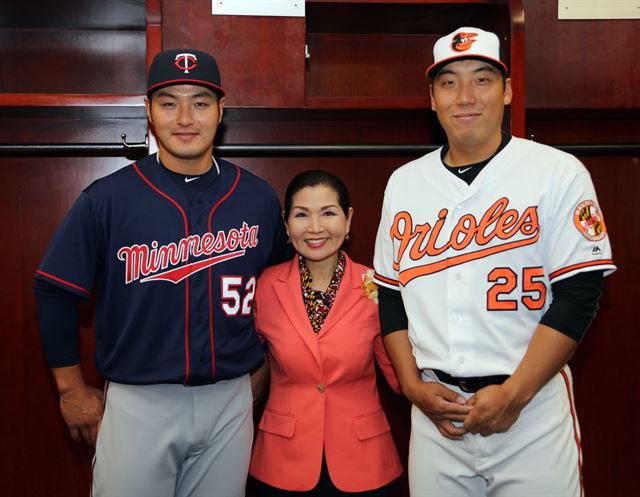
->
[305, 1, 511, 108]
[163, 0, 306, 108]
[162, 0, 524, 135]
[0, 0, 152, 152]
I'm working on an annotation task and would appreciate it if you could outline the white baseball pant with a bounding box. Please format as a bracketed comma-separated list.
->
[409, 366, 582, 497]
[92, 374, 253, 497]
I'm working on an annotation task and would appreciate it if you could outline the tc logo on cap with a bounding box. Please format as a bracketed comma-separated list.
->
[174, 53, 198, 74]
[451, 32, 478, 52]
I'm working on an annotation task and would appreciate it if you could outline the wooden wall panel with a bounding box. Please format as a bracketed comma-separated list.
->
[527, 110, 640, 145]
[523, 0, 640, 109]
[0, 30, 146, 94]
[569, 156, 639, 497]
[0, 162, 25, 494]
[0, 0, 146, 94]
[0, 1, 148, 495]
[162, 0, 305, 108]
[0, 0, 145, 29]
[1, 157, 131, 497]
[218, 108, 442, 147]
[0, 107, 148, 147]
[305, 33, 434, 102]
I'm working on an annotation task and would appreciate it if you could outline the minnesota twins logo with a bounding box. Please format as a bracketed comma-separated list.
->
[174, 53, 198, 74]
[573, 200, 606, 241]
[451, 32, 478, 52]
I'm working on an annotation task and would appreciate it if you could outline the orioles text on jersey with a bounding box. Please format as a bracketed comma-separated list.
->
[390, 197, 539, 285]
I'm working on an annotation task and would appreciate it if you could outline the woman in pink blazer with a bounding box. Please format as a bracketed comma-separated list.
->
[249, 170, 402, 496]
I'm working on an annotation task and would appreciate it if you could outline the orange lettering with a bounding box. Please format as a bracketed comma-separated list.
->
[387, 197, 540, 285]
[390, 211, 418, 271]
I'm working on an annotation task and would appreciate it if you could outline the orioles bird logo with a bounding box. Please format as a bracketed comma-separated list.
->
[451, 32, 478, 52]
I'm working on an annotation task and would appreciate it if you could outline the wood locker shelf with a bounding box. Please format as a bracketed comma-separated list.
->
[304, 0, 524, 134]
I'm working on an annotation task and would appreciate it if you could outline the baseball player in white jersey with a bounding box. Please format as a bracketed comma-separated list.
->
[374, 27, 615, 496]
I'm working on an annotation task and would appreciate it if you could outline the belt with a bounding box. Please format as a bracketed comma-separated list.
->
[431, 369, 510, 393]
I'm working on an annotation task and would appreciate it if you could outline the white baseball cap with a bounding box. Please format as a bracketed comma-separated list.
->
[426, 27, 508, 78]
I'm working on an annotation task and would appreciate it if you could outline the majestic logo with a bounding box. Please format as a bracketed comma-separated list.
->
[174, 53, 198, 74]
[451, 32, 478, 52]
[117, 223, 259, 285]
[390, 197, 539, 285]
[573, 200, 606, 242]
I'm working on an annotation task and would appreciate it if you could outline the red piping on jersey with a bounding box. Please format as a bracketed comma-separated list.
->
[208, 165, 242, 380]
[561, 369, 584, 497]
[549, 259, 614, 281]
[374, 272, 400, 287]
[132, 162, 192, 383]
[35, 270, 90, 295]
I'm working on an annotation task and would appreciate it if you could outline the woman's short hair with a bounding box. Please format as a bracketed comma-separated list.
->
[284, 170, 350, 219]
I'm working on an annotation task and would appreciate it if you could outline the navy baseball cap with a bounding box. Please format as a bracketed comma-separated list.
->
[147, 48, 225, 98]
[426, 27, 508, 79]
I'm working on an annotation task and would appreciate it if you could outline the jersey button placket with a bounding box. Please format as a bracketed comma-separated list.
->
[188, 209, 214, 383]
[446, 195, 477, 376]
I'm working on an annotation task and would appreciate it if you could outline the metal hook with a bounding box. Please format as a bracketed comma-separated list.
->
[121, 133, 149, 149]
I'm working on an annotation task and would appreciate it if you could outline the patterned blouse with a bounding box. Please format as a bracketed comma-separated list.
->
[299, 251, 346, 335]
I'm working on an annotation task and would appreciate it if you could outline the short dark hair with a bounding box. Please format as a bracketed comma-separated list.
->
[284, 170, 350, 219]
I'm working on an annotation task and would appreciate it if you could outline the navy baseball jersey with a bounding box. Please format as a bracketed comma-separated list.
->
[36, 154, 289, 385]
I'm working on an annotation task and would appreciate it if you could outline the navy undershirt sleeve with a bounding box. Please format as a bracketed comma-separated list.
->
[33, 278, 81, 367]
[378, 285, 408, 337]
[541, 270, 604, 342]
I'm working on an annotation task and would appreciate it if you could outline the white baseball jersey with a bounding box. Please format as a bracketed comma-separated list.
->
[374, 137, 615, 377]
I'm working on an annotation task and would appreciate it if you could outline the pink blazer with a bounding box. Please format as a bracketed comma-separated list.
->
[249, 254, 402, 492]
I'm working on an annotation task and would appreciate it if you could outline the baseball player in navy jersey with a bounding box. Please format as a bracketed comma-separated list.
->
[373, 27, 616, 496]
[34, 48, 290, 497]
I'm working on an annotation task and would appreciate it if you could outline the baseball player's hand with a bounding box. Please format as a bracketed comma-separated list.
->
[407, 381, 472, 440]
[59, 385, 104, 446]
[464, 383, 523, 436]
